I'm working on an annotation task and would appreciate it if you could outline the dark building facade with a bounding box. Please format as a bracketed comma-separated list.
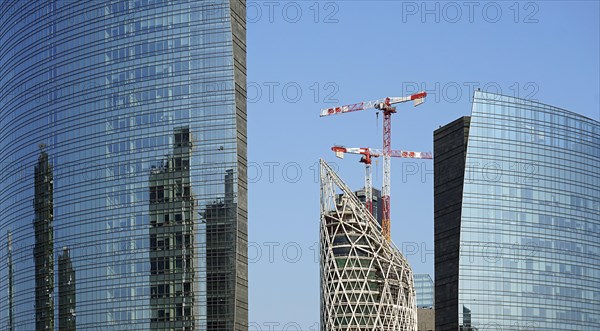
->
[0, 1, 247, 329]
[357, 187, 383, 225]
[433, 116, 470, 330]
[434, 91, 600, 330]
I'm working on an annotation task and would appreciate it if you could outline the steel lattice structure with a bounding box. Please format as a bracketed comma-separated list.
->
[319, 160, 417, 331]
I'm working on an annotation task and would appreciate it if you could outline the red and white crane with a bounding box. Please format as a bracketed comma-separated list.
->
[331, 146, 432, 217]
[321, 92, 427, 241]
[331, 146, 377, 214]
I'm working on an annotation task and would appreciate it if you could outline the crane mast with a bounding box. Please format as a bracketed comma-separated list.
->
[332, 146, 375, 213]
[382, 104, 394, 241]
[321, 92, 427, 241]
[331, 145, 432, 233]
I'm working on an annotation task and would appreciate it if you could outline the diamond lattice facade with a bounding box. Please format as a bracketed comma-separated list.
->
[320, 160, 417, 331]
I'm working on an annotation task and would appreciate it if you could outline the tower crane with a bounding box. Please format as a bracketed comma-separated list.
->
[321, 92, 427, 241]
[331, 146, 432, 217]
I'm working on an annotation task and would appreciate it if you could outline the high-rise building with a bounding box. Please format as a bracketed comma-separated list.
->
[414, 274, 434, 309]
[338, 187, 383, 225]
[415, 274, 435, 331]
[320, 160, 417, 331]
[433, 116, 470, 331]
[434, 91, 600, 330]
[0, 1, 247, 329]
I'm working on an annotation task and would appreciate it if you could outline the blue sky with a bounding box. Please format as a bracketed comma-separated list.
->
[246, 1, 599, 327]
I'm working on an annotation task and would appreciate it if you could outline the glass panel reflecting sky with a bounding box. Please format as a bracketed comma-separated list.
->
[415, 274, 434, 309]
[0, 1, 247, 330]
[458, 91, 600, 330]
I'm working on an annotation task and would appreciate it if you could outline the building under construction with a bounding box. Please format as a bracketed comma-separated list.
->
[337, 187, 382, 226]
[320, 160, 417, 331]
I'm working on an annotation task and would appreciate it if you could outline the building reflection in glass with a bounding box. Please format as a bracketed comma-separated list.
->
[33, 145, 54, 330]
[58, 247, 76, 330]
[0, 1, 247, 328]
[204, 168, 236, 330]
[149, 127, 197, 330]
[460, 305, 477, 331]
[7, 230, 14, 331]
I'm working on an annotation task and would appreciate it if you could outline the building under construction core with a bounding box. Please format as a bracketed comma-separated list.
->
[320, 160, 417, 331]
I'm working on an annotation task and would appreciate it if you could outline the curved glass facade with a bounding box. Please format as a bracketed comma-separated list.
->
[0, 1, 247, 330]
[455, 91, 599, 329]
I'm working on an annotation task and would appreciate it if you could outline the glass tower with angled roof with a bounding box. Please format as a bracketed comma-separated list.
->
[0, 1, 247, 329]
[434, 91, 600, 330]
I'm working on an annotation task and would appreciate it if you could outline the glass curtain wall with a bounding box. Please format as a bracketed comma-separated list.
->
[0, 1, 247, 330]
[458, 91, 600, 330]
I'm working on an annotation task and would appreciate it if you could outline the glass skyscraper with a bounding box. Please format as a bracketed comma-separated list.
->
[0, 1, 247, 330]
[434, 91, 599, 330]
[414, 274, 434, 309]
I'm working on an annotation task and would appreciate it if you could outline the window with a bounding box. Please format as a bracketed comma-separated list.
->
[175, 129, 190, 146]
[150, 257, 170, 274]
[150, 185, 164, 203]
